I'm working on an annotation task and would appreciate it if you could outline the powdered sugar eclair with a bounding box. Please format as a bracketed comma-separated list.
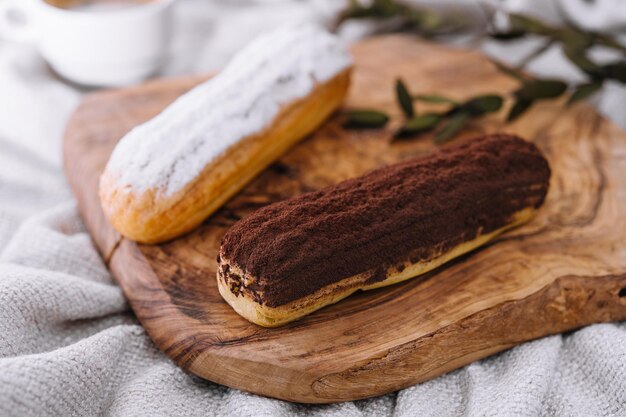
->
[99, 25, 352, 243]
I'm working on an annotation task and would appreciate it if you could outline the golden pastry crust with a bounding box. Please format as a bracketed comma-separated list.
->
[217, 207, 536, 327]
[99, 69, 351, 244]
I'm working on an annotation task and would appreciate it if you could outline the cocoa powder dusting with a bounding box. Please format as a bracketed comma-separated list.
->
[220, 134, 551, 307]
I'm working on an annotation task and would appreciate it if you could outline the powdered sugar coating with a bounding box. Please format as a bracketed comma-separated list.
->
[105, 24, 352, 196]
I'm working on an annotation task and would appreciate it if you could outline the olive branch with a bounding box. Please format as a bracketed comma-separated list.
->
[339, 0, 626, 143]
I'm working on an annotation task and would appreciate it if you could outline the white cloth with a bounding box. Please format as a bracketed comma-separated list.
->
[0, 1, 625, 416]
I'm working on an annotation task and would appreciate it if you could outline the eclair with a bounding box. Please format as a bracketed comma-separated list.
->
[99, 25, 352, 243]
[217, 134, 551, 327]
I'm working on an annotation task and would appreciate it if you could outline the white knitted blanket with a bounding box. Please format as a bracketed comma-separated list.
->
[0, 1, 625, 416]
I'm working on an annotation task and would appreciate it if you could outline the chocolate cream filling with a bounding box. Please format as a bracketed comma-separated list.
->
[219, 134, 551, 307]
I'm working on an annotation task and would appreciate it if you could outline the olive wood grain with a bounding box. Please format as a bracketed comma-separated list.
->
[63, 35, 626, 403]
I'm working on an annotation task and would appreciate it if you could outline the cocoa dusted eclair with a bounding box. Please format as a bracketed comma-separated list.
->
[217, 134, 551, 327]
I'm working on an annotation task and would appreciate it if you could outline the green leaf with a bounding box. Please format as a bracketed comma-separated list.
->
[396, 113, 442, 137]
[509, 14, 552, 36]
[414, 94, 458, 105]
[557, 28, 593, 51]
[489, 30, 526, 41]
[410, 9, 443, 32]
[516, 79, 567, 100]
[463, 95, 503, 115]
[603, 62, 626, 83]
[594, 33, 626, 53]
[567, 82, 602, 106]
[341, 0, 400, 19]
[507, 98, 533, 122]
[492, 60, 527, 82]
[395, 78, 414, 117]
[404, 113, 442, 131]
[563, 46, 602, 76]
[435, 112, 471, 143]
[344, 110, 390, 129]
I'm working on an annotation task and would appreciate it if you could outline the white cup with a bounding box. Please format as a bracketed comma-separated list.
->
[0, 0, 176, 87]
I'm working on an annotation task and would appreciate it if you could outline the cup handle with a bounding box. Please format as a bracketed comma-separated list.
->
[0, 0, 37, 43]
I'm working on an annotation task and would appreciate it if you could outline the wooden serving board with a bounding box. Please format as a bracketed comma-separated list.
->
[63, 35, 626, 403]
